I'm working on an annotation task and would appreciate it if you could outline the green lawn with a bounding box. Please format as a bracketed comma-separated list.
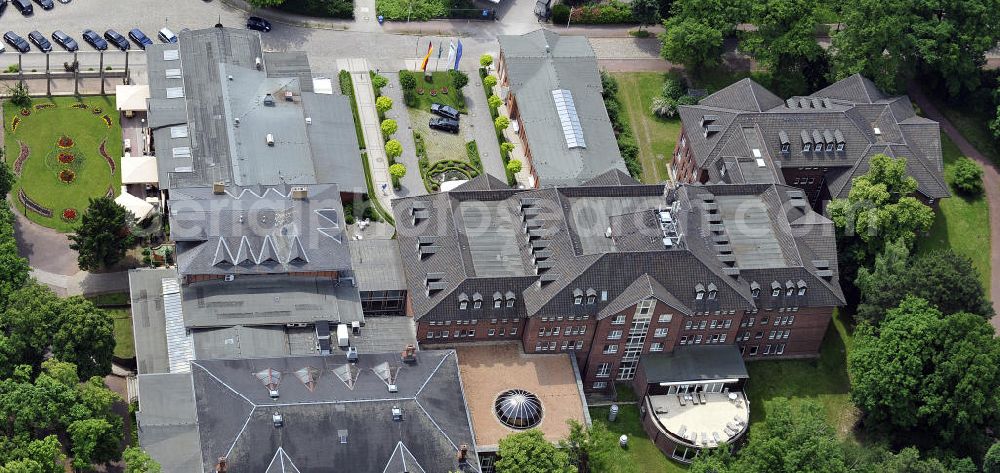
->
[590, 405, 688, 473]
[745, 309, 858, 441]
[406, 71, 466, 112]
[4, 96, 122, 232]
[917, 134, 992, 289]
[612, 72, 681, 184]
[107, 308, 134, 359]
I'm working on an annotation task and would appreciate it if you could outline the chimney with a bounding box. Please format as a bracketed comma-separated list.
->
[216, 457, 228, 473]
[213, 182, 225, 194]
[401, 344, 416, 363]
[291, 186, 308, 200]
[457, 444, 469, 463]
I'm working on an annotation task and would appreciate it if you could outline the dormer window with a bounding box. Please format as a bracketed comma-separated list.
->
[797, 280, 807, 296]
[573, 288, 583, 305]
[750, 281, 760, 299]
[836, 142, 845, 152]
[459, 293, 469, 310]
[707, 283, 718, 301]
[802, 143, 811, 152]
[771, 281, 781, 297]
[472, 293, 482, 309]
[695, 283, 706, 301]
[493, 292, 503, 309]
[785, 281, 794, 297]
[505, 291, 516, 308]
[778, 130, 790, 154]
[586, 288, 597, 305]
[781, 143, 790, 153]
[800, 130, 812, 153]
[825, 142, 834, 152]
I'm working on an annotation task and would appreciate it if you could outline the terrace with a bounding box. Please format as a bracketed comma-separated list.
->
[647, 390, 749, 449]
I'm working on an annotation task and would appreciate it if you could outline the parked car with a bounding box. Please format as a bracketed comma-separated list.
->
[128, 28, 153, 49]
[11, 0, 31, 15]
[27, 31, 51, 53]
[103, 29, 129, 51]
[0, 1, 8, 17]
[429, 117, 460, 133]
[246, 16, 271, 32]
[51, 30, 78, 52]
[157, 27, 177, 44]
[430, 103, 460, 120]
[3, 31, 30, 53]
[32, 0, 52, 9]
[81, 29, 108, 51]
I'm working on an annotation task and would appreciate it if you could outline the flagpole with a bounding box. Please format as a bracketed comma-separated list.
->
[434, 41, 443, 71]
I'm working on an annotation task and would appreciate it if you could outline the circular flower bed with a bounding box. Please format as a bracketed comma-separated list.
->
[61, 208, 78, 221]
[441, 87, 449, 94]
[417, 88, 424, 95]
[58, 152, 75, 164]
[58, 136, 74, 148]
[430, 89, 438, 97]
[92, 107, 103, 115]
[20, 108, 30, 116]
[59, 169, 76, 183]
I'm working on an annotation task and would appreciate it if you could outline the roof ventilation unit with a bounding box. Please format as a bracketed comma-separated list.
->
[401, 344, 417, 363]
[392, 406, 403, 421]
[285, 91, 294, 101]
[272, 412, 283, 427]
[213, 182, 225, 194]
[291, 186, 308, 200]
[255, 57, 262, 70]
[266, 134, 275, 146]
[387, 384, 398, 393]
[305, 117, 312, 125]
[263, 94, 275, 106]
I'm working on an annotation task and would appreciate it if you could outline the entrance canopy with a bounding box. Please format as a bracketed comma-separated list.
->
[640, 346, 748, 385]
[116, 85, 151, 112]
[122, 155, 159, 185]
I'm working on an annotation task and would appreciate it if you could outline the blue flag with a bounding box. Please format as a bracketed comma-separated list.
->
[454, 40, 463, 70]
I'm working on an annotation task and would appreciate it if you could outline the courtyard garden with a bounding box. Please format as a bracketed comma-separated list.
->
[399, 69, 482, 191]
[611, 72, 682, 184]
[4, 95, 122, 232]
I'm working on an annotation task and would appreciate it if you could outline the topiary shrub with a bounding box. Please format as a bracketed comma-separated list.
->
[551, 4, 570, 24]
[951, 156, 984, 196]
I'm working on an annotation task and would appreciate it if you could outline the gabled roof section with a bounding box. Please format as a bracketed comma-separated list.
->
[598, 274, 692, 319]
[264, 448, 303, 473]
[382, 442, 428, 473]
[582, 168, 641, 186]
[811, 74, 886, 104]
[698, 78, 784, 112]
[452, 173, 511, 192]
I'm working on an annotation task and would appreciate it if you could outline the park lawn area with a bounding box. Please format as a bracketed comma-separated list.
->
[405, 71, 466, 112]
[590, 404, 688, 473]
[745, 309, 857, 441]
[107, 308, 134, 359]
[612, 72, 680, 184]
[917, 134, 991, 289]
[4, 96, 122, 232]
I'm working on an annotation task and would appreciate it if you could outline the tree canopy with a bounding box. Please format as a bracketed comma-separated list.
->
[828, 154, 933, 252]
[659, 0, 749, 71]
[69, 197, 136, 271]
[849, 297, 1000, 453]
[496, 429, 575, 473]
[558, 420, 615, 473]
[630, 0, 660, 29]
[855, 245, 992, 324]
[0, 204, 29, 311]
[123, 447, 161, 473]
[741, 0, 828, 96]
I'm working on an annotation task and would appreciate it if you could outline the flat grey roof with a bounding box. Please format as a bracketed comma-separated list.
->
[192, 325, 291, 360]
[350, 239, 407, 291]
[136, 373, 203, 473]
[129, 268, 178, 375]
[566, 195, 664, 255]
[181, 275, 364, 328]
[715, 194, 788, 269]
[349, 317, 417, 354]
[639, 345, 749, 384]
[458, 200, 528, 277]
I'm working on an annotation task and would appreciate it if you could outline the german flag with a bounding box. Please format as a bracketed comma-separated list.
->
[420, 42, 433, 72]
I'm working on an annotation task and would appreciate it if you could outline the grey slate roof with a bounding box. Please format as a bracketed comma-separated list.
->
[145, 27, 363, 192]
[169, 183, 350, 277]
[188, 350, 479, 473]
[129, 269, 178, 375]
[639, 345, 749, 384]
[136, 373, 203, 473]
[678, 74, 948, 200]
[498, 30, 627, 186]
[391, 170, 844, 322]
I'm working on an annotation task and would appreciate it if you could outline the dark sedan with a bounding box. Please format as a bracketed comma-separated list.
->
[11, 0, 30, 15]
[32, 0, 52, 9]
[103, 29, 129, 51]
[429, 117, 460, 133]
[3, 31, 30, 53]
[27, 30, 51, 53]
[246, 16, 271, 32]
[81, 29, 107, 51]
[431, 103, 460, 120]
[51, 30, 78, 52]
[128, 28, 153, 49]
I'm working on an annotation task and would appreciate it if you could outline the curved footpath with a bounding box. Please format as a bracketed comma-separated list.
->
[908, 85, 1000, 330]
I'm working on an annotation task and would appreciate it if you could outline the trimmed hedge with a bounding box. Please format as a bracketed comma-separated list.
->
[276, 0, 354, 19]
[569, 0, 634, 24]
[339, 70, 366, 149]
[466, 141, 483, 171]
[481, 67, 517, 185]
[601, 71, 642, 179]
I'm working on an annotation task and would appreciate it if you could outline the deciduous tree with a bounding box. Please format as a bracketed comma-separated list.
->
[69, 197, 136, 271]
[388, 163, 406, 179]
[986, 442, 1000, 473]
[559, 420, 615, 473]
[488, 94, 502, 110]
[479, 54, 493, 69]
[375, 96, 393, 115]
[742, 0, 827, 96]
[0, 159, 13, 198]
[380, 119, 398, 138]
[51, 298, 114, 380]
[123, 447, 161, 473]
[246, 0, 284, 7]
[67, 418, 120, 471]
[494, 116, 510, 132]
[849, 297, 1000, 452]
[951, 157, 984, 196]
[506, 159, 522, 174]
[483, 75, 497, 89]
[495, 429, 574, 473]
[0, 203, 29, 311]
[449, 70, 469, 90]
[384, 140, 403, 159]
[630, 0, 660, 30]
[660, 19, 725, 71]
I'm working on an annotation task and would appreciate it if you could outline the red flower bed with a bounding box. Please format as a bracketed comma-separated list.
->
[58, 136, 74, 148]
[441, 87, 449, 94]
[417, 88, 425, 95]
[19, 108, 30, 116]
[430, 89, 438, 97]
[13, 141, 29, 175]
[58, 153, 75, 164]
[59, 169, 75, 183]
[62, 208, 78, 221]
